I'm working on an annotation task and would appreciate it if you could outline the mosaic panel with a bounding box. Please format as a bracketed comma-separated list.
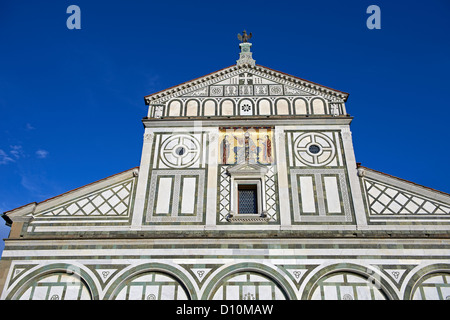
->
[218, 127, 274, 165]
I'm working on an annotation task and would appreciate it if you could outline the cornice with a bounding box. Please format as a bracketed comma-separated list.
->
[142, 115, 353, 128]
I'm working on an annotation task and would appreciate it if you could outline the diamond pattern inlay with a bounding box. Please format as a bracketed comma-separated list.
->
[38, 180, 134, 217]
[365, 179, 450, 215]
[264, 166, 277, 221]
[219, 166, 231, 222]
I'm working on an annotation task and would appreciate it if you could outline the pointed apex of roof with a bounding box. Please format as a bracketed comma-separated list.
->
[237, 30, 255, 66]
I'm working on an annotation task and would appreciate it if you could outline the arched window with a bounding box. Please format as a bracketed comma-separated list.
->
[18, 272, 91, 300]
[310, 272, 386, 300]
[412, 273, 450, 300]
[211, 271, 287, 300]
[114, 272, 189, 300]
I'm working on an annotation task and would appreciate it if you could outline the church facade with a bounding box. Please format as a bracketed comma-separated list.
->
[1, 38, 449, 300]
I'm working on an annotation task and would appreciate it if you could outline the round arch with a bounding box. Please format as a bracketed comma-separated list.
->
[302, 263, 398, 300]
[202, 99, 218, 116]
[167, 99, 184, 117]
[403, 263, 450, 300]
[310, 97, 327, 115]
[201, 262, 297, 300]
[104, 262, 196, 300]
[184, 98, 201, 117]
[7, 263, 98, 300]
[274, 98, 291, 115]
[293, 97, 309, 115]
[257, 98, 273, 116]
[219, 99, 236, 116]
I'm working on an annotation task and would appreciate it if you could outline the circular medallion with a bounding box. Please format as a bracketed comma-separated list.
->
[160, 134, 201, 168]
[293, 132, 336, 166]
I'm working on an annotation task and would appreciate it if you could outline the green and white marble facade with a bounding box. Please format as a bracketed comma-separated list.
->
[1, 43, 449, 300]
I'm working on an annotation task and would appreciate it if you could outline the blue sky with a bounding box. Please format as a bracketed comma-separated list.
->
[0, 0, 449, 253]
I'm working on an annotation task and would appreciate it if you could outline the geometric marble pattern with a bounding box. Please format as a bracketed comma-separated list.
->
[37, 180, 134, 217]
[290, 169, 352, 223]
[114, 272, 189, 300]
[218, 166, 231, 222]
[218, 165, 277, 222]
[190, 268, 212, 283]
[159, 134, 201, 169]
[146, 170, 205, 223]
[364, 179, 450, 215]
[383, 268, 408, 285]
[293, 132, 336, 167]
[18, 273, 91, 300]
[310, 272, 386, 300]
[412, 273, 450, 300]
[211, 272, 286, 300]
[264, 166, 277, 221]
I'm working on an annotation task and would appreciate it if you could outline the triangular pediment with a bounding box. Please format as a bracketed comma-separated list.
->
[227, 163, 269, 177]
[145, 64, 348, 105]
[179, 70, 313, 98]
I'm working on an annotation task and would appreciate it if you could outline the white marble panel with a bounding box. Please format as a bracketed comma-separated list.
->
[160, 285, 175, 299]
[258, 99, 271, 115]
[204, 100, 216, 116]
[294, 98, 308, 115]
[181, 177, 196, 214]
[168, 100, 181, 116]
[155, 177, 172, 214]
[299, 176, 315, 213]
[324, 176, 341, 213]
[221, 100, 234, 115]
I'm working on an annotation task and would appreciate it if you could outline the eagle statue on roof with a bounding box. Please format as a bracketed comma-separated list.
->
[237, 30, 252, 43]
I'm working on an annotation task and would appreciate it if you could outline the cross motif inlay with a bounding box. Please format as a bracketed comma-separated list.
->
[239, 72, 253, 85]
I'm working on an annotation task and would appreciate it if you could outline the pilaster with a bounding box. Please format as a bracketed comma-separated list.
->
[275, 126, 292, 228]
[130, 129, 154, 229]
[340, 125, 368, 227]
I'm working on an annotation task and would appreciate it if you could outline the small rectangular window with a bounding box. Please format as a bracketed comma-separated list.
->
[238, 184, 258, 214]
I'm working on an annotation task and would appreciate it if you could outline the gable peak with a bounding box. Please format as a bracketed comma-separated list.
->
[237, 30, 255, 67]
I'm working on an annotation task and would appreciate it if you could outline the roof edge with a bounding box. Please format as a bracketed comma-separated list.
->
[357, 164, 450, 198]
[3, 167, 140, 220]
